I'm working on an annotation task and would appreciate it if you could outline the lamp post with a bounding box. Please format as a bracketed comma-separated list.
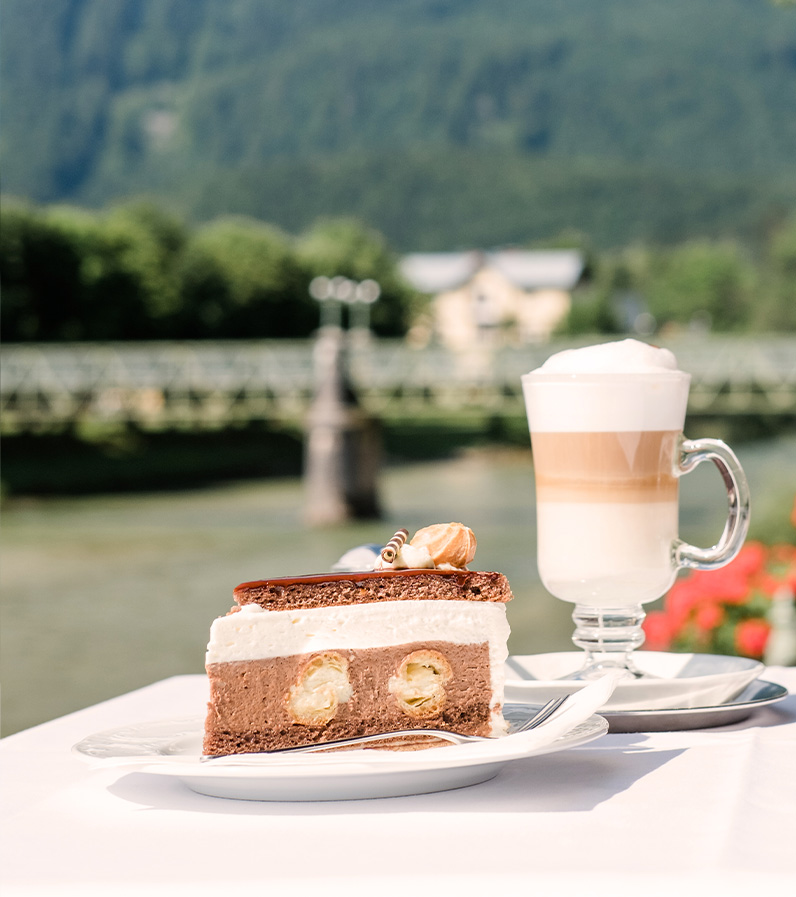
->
[305, 274, 383, 525]
[309, 276, 380, 334]
[309, 276, 343, 329]
[350, 278, 381, 334]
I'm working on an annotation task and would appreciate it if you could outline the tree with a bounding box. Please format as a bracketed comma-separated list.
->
[102, 202, 188, 325]
[182, 216, 313, 337]
[644, 241, 755, 332]
[752, 216, 796, 330]
[1, 200, 188, 340]
[0, 202, 85, 340]
[296, 217, 419, 335]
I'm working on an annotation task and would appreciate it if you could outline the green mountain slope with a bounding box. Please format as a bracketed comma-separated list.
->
[2, 0, 795, 248]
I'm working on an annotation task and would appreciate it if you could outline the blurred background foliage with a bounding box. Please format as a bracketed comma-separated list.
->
[556, 216, 796, 338]
[0, 200, 418, 340]
[3, 198, 795, 343]
[2, 0, 795, 351]
[2, 0, 796, 252]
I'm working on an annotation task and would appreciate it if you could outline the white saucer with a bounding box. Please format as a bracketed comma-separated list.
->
[73, 704, 608, 802]
[505, 652, 764, 711]
[600, 679, 788, 733]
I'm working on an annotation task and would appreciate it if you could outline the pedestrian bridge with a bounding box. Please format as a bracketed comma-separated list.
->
[2, 335, 795, 431]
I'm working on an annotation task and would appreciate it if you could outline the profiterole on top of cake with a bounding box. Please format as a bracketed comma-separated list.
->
[203, 523, 514, 756]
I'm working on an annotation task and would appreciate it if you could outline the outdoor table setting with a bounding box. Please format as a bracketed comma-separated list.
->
[1, 664, 795, 896]
[3, 339, 795, 896]
[5, 1, 796, 891]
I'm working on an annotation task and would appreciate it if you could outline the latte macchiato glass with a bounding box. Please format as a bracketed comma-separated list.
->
[522, 340, 750, 677]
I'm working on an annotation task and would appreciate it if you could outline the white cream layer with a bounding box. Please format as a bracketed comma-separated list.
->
[207, 599, 510, 716]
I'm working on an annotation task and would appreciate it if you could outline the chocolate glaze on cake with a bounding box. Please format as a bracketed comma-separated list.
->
[234, 568, 513, 611]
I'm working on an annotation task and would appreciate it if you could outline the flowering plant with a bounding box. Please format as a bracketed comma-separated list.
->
[643, 539, 796, 661]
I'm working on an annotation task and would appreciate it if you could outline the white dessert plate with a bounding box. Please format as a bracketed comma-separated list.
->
[505, 652, 764, 712]
[73, 703, 608, 802]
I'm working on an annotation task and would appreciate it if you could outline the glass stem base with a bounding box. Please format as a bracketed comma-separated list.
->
[569, 604, 648, 680]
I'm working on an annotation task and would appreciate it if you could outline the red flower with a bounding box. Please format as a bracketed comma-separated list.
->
[758, 572, 787, 597]
[694, 563, 753, 604]
[734, 619, 771, 659]
[646, 527, 795, 659]
[771, 544, 796, 565]
[693, 601, 725, 632]
[664, 577, 702, 628]
[731, 542, 768, 578]
[643, 611, 674, 650]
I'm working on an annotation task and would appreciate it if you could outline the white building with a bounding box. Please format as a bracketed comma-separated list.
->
[400, 249, 585, 349]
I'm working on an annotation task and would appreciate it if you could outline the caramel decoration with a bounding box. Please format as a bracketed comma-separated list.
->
[410, 523, 477, 568]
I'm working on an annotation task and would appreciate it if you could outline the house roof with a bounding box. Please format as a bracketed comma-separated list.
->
[399, 249, 585, 293]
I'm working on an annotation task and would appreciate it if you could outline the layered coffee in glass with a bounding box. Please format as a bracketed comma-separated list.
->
[523, 340, 750, 678]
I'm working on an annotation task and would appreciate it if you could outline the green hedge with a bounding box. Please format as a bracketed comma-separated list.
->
[0, 201, 418, 341]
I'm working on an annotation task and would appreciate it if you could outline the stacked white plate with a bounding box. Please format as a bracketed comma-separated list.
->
[504, 651, 787, 732]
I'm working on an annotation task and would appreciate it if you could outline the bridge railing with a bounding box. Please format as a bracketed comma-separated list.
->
[2, 335, 795, 430]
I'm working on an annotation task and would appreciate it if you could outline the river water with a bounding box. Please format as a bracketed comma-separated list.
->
[2, 434, 795, 736]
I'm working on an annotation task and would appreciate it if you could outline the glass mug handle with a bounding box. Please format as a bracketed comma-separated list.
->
[674, 438, 751, 571]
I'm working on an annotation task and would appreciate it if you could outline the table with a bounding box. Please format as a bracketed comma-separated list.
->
[2, 669, 795, 897]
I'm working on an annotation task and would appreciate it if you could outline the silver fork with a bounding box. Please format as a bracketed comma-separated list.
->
[202, 694, 570, 762]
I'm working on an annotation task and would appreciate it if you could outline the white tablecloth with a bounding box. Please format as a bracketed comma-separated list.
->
[2, 669, 795, 897]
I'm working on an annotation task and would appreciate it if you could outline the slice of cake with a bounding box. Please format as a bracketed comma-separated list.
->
[203, 523, 513, 755]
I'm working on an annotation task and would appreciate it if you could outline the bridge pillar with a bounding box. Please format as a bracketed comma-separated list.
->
[303, 326, 382, 526]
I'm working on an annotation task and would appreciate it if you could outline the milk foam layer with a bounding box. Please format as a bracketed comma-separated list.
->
[522, 339, 690, 433]
[536, 339, 678, 374]
[207, 599, 510, 705]
[537, 501, 679, 606]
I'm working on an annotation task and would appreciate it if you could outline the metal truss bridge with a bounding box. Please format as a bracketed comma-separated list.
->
[2, 335, 795, 432]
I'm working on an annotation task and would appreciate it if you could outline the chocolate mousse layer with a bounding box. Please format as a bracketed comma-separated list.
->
[204, 640, 494, 755]
[233, 569, 513, 611]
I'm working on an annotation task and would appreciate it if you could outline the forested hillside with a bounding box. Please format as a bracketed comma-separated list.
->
[2, 0, 796, 249]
